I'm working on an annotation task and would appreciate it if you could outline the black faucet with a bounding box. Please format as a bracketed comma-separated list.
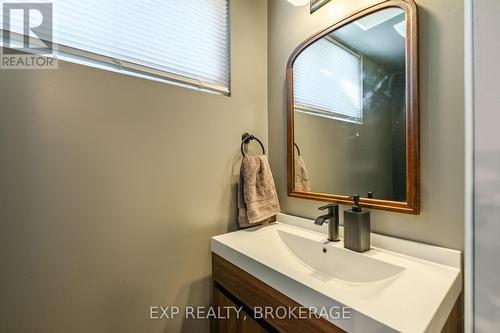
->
[314, 204, 340, 242]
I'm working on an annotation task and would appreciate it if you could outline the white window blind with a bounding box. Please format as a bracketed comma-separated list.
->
[293, 38, 362, 123]
[2, 0, 231, 94]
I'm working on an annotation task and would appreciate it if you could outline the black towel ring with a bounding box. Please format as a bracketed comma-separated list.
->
[241, 133, 265, 157]
[294, 143, 301, 156]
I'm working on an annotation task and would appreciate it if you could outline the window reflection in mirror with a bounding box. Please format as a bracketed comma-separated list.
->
[293, 7, 407, 202]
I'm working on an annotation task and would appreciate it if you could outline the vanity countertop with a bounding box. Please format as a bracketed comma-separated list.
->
[211, 213, 462, 333]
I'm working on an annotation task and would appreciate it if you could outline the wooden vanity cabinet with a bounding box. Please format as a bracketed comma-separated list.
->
[213, 286, 271, 333]
[211, 253, 344, 333]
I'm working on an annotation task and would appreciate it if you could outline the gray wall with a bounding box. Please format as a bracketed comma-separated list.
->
[268, 0, 465, 250]
[473, 0, 500, 331]
[0, 1, 268, 332]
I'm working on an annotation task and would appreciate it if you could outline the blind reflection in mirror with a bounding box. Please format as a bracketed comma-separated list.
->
[293, 7, 407, 202]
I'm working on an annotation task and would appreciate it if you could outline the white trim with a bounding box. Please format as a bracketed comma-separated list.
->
[325, 36, 361, 59]
[294, 105, 362, 124]
[56, 44, 229, 95]
[464, 0, 474, 331]
[55, 52, 222, 95]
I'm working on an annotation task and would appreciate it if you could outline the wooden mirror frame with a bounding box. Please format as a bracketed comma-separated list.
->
[286, 0, 419, 214]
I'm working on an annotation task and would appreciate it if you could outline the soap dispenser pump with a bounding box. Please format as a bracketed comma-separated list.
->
[343, 194, 371, 252]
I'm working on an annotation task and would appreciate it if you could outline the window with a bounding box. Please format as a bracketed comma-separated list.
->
[293, 37, 362, 123]
[2, 0, 231, 94]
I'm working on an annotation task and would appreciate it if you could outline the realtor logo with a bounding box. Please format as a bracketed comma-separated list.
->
[1, 2, 57, 69]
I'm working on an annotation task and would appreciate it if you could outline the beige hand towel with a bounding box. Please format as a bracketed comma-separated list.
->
[294, 155, 311, 192]
[238, 155, 281, 228]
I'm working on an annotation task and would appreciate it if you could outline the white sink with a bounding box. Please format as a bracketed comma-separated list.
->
[211, 213, 462, 333]
[278, 230, 405, 283]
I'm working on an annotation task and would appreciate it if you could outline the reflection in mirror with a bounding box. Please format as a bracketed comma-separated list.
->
[293, 7, 407, 202]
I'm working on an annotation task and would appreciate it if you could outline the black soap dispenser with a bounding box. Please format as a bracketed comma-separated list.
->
[343, 194, 371, 252]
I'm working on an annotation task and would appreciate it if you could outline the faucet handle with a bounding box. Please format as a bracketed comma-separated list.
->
[318, 203, 338, 215]
[318, 203, 338, 210]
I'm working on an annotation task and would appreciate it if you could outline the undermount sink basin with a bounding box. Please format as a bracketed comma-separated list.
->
[211, 213, 462, 333]
[277, 230, 404, 283]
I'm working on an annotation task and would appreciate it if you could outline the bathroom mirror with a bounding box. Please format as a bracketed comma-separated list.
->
[287, 0, 419, 214]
